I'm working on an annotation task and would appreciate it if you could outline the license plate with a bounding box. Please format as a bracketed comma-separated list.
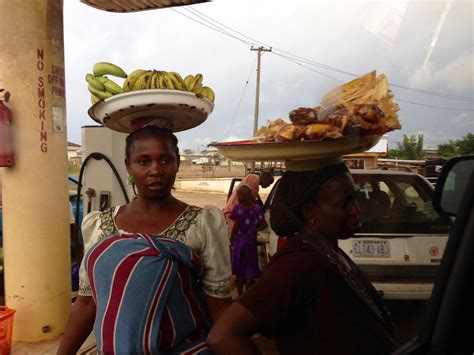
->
[352, 240, 390, 258]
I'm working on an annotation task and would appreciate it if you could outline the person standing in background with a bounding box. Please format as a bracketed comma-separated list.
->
[223, 171, 274, 234]
[229, 185, 266, 296]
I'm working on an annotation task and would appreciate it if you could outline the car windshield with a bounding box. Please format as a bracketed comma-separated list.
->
[353, 173, 452, 234]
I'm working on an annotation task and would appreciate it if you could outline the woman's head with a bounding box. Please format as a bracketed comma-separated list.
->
[125, 126, 180, 199]
[270, 163, 361, 241]
[259, 171, 274, 188]
[236, 184, 253, 204]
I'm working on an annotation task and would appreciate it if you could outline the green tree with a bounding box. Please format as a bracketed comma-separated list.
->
[387, 148, 402, 159]
[437, 140, 458, 158]
[456, 132, 474, 155]
[396, 134, 426, 160]
[437, 133, 474, 158]
[183, 149, 194, 155]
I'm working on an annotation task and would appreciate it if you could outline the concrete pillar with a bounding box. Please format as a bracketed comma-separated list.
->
[0, 0, 71, 341]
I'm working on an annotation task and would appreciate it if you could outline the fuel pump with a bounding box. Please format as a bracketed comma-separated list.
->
[0, 88, 14, 167]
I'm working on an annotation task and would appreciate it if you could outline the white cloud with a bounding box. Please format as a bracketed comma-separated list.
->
[223, 135, 246, 142]
[409, 52, 474, 93]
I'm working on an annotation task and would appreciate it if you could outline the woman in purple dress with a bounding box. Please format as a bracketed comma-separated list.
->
[230, 184, 266, 295]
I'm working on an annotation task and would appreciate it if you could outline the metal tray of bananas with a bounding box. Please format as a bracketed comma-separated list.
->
[88, 89, 214, 134]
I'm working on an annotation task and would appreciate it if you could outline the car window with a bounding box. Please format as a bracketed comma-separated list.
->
[353, 173, 452, 235]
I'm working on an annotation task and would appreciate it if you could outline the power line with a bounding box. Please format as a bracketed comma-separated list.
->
[390, 84, 474, 101]
[271, 49, 474, 101]
[186, 7, 474, 102]
[184, 6, 268, 48]
[272, 52, 344, 82]
[224, 57, 257, 141]
[172, 7, 474, 109]
[170, 8, 254, 47]
[397, 98, 474, 111]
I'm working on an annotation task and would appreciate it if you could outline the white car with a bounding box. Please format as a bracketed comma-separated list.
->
[260, 169, 452, 300]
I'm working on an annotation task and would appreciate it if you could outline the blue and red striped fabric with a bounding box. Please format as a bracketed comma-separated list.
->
[84, 233, 213, 354]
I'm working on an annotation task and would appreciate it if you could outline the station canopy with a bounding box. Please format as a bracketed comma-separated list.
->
[81, 0, 209, 13]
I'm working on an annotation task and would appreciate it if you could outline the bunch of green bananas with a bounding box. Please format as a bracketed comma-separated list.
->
[123, 69, 215, 102]
[86, 62, 127, 104]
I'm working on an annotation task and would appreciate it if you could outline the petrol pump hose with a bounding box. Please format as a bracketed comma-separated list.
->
[74, 152, 130, 264]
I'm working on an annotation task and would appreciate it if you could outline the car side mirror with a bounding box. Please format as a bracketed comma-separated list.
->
[433, 156, 474, 217]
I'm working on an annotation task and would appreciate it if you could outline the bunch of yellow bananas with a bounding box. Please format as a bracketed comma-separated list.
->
[86, 62, 127, 104]
[123, 69, 215, 102]
[87, 62, 215, 104]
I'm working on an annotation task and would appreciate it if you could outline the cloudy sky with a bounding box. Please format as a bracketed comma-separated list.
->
[63, 0, 473, 151]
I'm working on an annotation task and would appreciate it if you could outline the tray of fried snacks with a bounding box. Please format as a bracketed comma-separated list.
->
[212, 71, 401, 161]
[254, 71, 400, 143]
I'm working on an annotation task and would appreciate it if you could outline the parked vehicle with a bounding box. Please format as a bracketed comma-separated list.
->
[230, 169, 453, 300]
[339, 170, 452, 300]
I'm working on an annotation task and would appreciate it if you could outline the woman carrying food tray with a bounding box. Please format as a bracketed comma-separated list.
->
[208, 158, 395, 355]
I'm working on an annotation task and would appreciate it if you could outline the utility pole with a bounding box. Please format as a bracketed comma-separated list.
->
[250, 46, 272, 136]
[250, 46, 271, 172]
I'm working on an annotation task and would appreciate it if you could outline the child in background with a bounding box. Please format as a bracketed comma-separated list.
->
[230, 184, 266, 295]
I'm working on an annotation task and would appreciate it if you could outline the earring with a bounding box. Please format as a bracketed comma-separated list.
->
[310, 218, 316, 225]
[127, 175, 134, 185]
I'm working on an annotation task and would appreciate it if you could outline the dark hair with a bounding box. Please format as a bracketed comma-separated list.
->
[125, 125, 180, 161]
[269, 163, 349, 237]
[260, 171, 274, 180]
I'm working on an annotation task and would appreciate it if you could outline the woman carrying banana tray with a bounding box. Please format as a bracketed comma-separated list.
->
[58, 123, 231, 354]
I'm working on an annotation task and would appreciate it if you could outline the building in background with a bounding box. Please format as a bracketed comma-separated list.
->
[67, 141, 82, 168]
[344, 135, 388, 169]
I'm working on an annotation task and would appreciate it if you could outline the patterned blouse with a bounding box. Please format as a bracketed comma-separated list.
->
[79, 205, 231, 298]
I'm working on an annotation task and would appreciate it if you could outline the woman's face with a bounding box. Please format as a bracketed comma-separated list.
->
[304, 172, 361, 240]
[126, 134, 179, 199]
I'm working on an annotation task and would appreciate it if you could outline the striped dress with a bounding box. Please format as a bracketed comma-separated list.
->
[84, 233, 213, 355]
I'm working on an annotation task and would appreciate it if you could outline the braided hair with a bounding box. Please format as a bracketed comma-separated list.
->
[270, 163, 349, 237]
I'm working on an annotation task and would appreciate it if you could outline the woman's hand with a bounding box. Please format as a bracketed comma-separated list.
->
[257, 219, 268, 231]
[57, 296, 96, 355]
[208, 302, 260, 355]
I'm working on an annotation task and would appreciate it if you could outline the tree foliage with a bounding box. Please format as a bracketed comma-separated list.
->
[390, 134, 426, 160]
[437, 133, 474, 158]
[387, 132, 473, 160]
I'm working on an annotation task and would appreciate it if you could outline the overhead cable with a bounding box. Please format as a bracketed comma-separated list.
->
[173, 7, 474, 108]
[224, 57, 258, 141]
